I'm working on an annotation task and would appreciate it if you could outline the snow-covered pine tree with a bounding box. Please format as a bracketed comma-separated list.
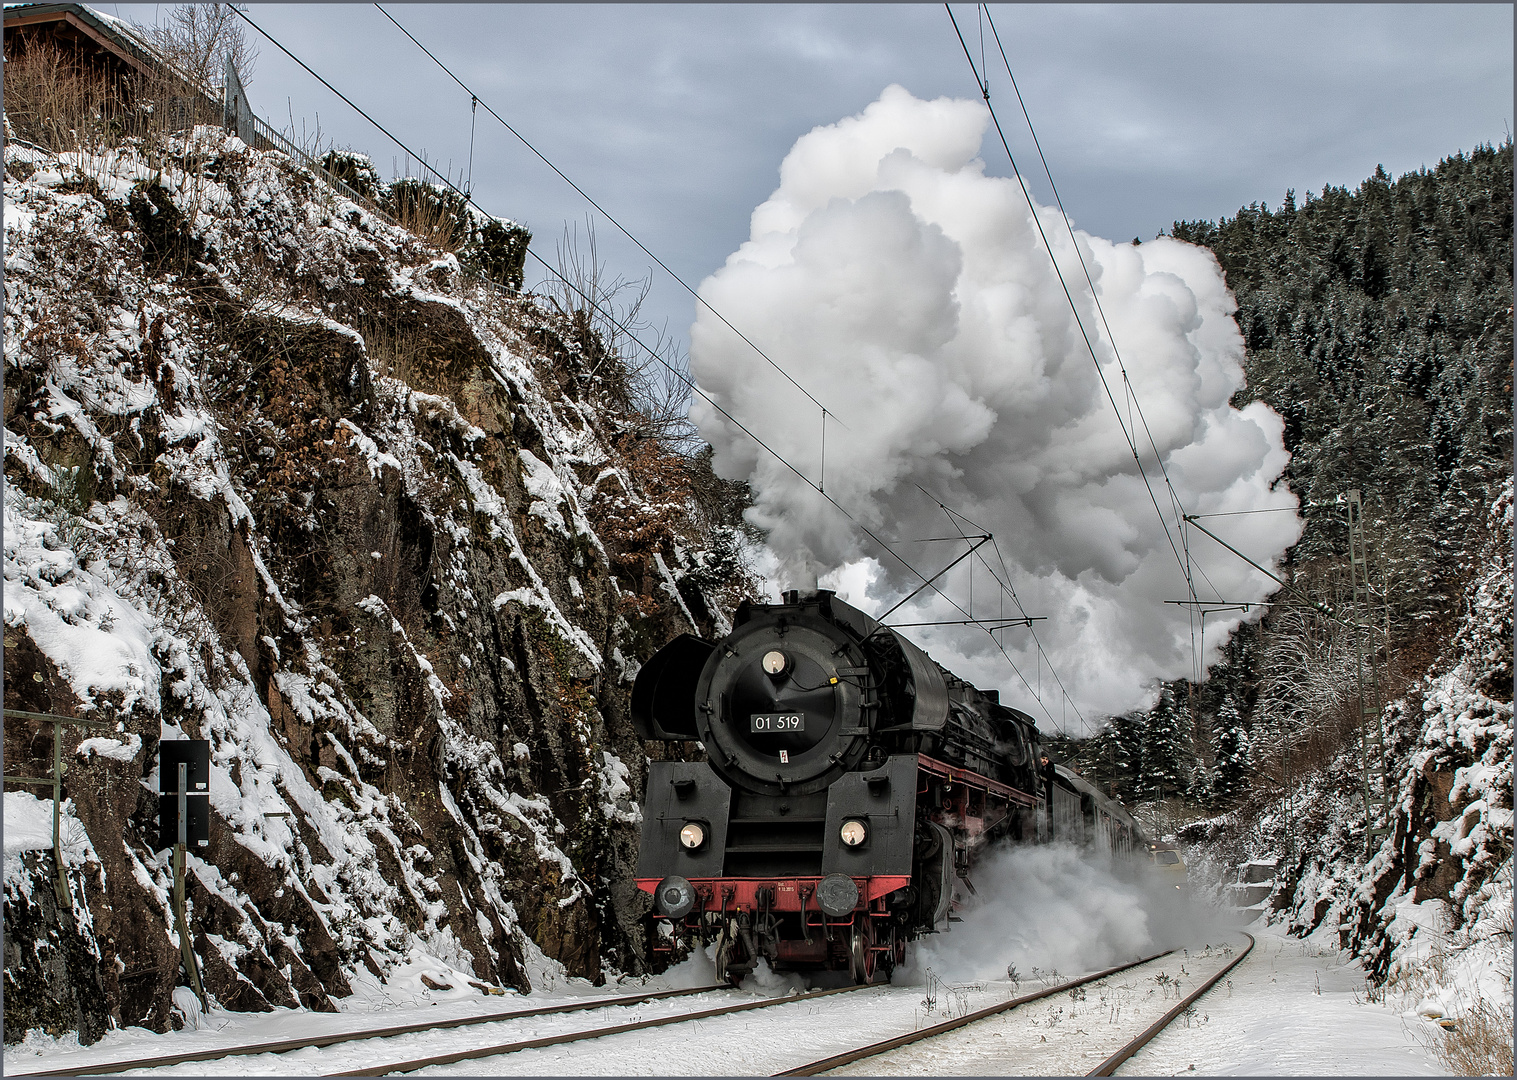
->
[1139, 681, 1193, 802]
[1209, 697, 1252, 804]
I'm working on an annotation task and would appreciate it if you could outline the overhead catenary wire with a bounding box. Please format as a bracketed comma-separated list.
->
[940, 2, 1201, 597]
[945, 4, 1196, 600]
[372, 2, 1106, 729]
[464, 94, 476, 197]
[915, 484, 1093, 735]
[948, 3, 1258, 692]
[370, 3, 845, 441]
[978, 3, 1216, 681]
[230, 6, 1080, 732]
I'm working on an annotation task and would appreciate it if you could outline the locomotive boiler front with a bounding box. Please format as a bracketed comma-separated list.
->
[631, 590, 953, 792]
[694, 597, 877, 796]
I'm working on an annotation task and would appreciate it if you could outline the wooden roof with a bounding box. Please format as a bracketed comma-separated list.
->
[5, 3, 176, 82]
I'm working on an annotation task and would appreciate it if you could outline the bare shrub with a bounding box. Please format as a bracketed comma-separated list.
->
[137, 3, 257, 95]
[541, 216, 697, 447]
[2, 41, 128, 154]
[1424, 998, 1514, 1076]
[1249, 557, 1396, 781]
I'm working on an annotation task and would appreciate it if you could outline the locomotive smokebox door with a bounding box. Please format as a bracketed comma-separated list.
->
[636, 761, 732, 878]
[821, 754, 917, 875]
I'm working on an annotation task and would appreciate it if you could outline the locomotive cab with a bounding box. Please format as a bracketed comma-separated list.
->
[1146, 841, 1189, 896]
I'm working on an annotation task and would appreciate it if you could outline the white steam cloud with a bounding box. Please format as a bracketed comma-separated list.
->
[690, 85, 1301, 722]
[897, 843, 1223, 984]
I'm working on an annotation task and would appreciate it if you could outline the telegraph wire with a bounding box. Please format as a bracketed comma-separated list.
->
[944, 4, 1198, 602]
[370, 3, 845, 436]
[231, 6, 1079, 731]
[946, 4, 1243, 691]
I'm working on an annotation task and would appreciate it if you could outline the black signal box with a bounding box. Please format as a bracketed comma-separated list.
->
[158, 740, 210, 793]
[158, 740, 211, 849]
[158, 790, 210, 850]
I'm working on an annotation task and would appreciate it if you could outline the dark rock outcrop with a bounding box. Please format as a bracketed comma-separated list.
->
[4, 128, 755, 1038]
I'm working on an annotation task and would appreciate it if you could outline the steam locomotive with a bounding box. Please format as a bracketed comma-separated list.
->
[631, 589, 1148, 985]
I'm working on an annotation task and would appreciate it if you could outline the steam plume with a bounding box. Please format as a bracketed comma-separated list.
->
[690, 85, 1300, 722]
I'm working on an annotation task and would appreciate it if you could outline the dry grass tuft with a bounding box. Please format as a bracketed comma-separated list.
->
[1425, 998, 1514, 1077]
[3, 42, 128, 153]
[4, 39, 222, 159]
[358, 318, 427, 386]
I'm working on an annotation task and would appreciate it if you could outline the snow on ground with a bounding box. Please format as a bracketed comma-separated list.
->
[3, 791, 100, 894]
[2, 915, 1456, 1076]
[2, 791, 56, 856]
[832, 946, 1240, 1076]
[1116, 921, 1448, 1076]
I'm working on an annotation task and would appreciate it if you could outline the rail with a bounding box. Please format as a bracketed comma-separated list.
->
[330, 982, 877, 1077]
[12, 984, 730, 1077]
[775, 948, 1172, 1076]
[777, 931, 1255, 1077]
[1085, 930, 1256, 1076]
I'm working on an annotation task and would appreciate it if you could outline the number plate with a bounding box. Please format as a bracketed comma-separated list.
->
[750, 712, 804, 732]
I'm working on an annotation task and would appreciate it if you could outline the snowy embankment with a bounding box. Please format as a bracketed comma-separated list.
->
[1179, 480, 1512, 1058]
[3, 126, 741, 1043]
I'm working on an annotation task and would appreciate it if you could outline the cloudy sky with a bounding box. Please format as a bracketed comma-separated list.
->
[106, 3, 1512, 351]
[100, 3, 1513, 723]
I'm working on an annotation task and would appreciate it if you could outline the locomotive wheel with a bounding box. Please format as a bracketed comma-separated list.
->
[849, 918, 887, 985]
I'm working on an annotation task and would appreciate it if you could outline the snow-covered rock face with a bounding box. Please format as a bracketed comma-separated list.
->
[1178, 479, 1512, 1016]
[3, 128, 743, 1040]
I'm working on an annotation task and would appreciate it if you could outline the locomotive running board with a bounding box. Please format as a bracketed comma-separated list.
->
[917, 753, 1039, 807]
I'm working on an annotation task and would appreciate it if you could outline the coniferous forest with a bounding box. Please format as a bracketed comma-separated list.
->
[1063, 141, 1513, 816]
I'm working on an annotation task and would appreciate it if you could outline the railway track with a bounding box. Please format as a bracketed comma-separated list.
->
[11, 983, 732, 1077]
[15, 934, 1253, 1077]
[329, 982, 877, 1077]
[780, 932, 1255, 1076]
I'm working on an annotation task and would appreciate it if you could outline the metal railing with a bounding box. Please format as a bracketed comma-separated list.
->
[3, 708, 121, 908]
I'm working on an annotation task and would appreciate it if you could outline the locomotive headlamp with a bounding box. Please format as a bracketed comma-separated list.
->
[654, 875, 696, 918]
[839, 819, 868, 847]
[762, 650, 789, 677]
[678, 821, 707, 850]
